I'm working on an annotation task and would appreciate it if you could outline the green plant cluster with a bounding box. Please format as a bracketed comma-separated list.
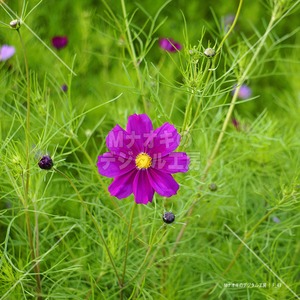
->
[0, 0, 299, 299]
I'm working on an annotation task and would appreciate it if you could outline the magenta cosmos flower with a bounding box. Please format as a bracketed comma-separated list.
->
[0, 45, 15, 61]
[159, 38, 182, 52]
[97, 114, 190, 204]
[51, 36, 68, 50]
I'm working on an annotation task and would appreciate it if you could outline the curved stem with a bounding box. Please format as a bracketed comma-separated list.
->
[181, 0, 243, 140]
[216, 0, 244, 53]
[172, 2, 278, 255]
[120, 0, 147, 112]
[120, 203, 136, 299]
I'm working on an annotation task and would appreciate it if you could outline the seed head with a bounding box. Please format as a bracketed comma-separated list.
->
[204, 48, 216, 58]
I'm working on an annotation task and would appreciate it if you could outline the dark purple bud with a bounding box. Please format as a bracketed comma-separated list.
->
[159, 38, 182, 52]
[51, 36, 68, 50]
[38, 155, 53, 170]
[232, 118, 240, 130]
[163, 212, 175, 224]
[61, 84, 68, 92]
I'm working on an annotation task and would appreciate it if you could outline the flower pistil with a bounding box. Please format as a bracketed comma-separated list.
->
[135, 152, 152, 170]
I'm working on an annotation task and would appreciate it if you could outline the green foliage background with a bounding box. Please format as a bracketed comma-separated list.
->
[0, 0, 299, 299]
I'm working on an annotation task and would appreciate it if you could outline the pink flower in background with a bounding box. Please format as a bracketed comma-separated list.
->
[232, 84, 252, 99]
[51, 36, 68, 50]
[159, 38, 182, 52]
[97, 114, 190, 204]
[0, 45, 15, 61]
[223, 14, 235, 31]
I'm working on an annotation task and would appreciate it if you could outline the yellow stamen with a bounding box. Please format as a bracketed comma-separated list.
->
[135, 152, 152, 170]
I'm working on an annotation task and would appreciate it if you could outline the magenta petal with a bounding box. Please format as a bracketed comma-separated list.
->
[133, 171, 155, 204]
[148, 123, 180, 157]
[126, 114, 153, 152]
[108, 169, 136, 199]
[52, 36, 68, 49]
[159, 38, 182, 52]
[97, 152, 135, 178]
[106, 124, 139, 156]
[148, 168, 179, 197]
[152, 152, 190, 173]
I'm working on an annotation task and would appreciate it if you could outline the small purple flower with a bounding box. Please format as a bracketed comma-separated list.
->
[61, 84, 68, 92]
[51, 36, 68, 50]
[38, 155, 53, 170]
[223, 14, 235, 30]
[0, 45, 15, 61]
[97, 114, 190, 204]
[159, 38, 182, 52]
[272, 216, 280, 223]
[232, 84, 252, 99]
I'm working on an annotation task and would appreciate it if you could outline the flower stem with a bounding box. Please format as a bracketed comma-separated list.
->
[181, 59, 211, 135]
[173, 1, 278, 255]
[120, 0, 148, 112]
[202, 206, 279, 298]
[120, 203, 136, 299]
[216, 0, 244, 53]
[17, 28, 43, 300]
[181, 0, 243, 136]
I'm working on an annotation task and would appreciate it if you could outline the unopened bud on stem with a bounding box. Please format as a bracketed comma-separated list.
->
[10, 19, 21, 29]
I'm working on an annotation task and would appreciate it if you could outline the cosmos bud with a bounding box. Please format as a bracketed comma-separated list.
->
[10, 19, 21, 29]
[38, 155, 53, 170]
[163, 212, 175, 224]
[209, 183, 218, 191]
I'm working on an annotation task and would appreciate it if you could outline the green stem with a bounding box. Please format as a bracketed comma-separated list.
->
[54, 168, 122, 287]
[216, 0, 244, 53]
[17, 28, 43, 300]
[181, 89, 196, 134]
[188, 60, 214, 130]
[202, 207, 278, 298]
[172, 1, 278, 255]
[131, 228, 170, 298]
[203, 8, 277, 178]
[182, 0, 243, 136]
[181, 59, 211, 136]
[120, 203, 136, 299]
[120, 0, 147, 112]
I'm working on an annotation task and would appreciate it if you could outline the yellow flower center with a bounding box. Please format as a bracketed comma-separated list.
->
[135, 152, 152, 170]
